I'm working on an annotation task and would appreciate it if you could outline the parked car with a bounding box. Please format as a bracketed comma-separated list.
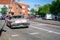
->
[1, 14, 6, 20]
[5, 15, 30, 28]
[44, 14, 53, 20]
[55, 15, 60, 21]
[1, 16, 6, 20]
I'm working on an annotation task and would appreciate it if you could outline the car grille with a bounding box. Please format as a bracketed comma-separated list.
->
[11, 23, 30, 26]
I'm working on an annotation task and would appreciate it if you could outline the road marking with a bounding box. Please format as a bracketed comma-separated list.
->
[29, 32, 39, 35]
[9, 37, 11, 40]
[11, 34, 19, 37]
[30, 21, 60, 27]
[31, 26, 60, 35]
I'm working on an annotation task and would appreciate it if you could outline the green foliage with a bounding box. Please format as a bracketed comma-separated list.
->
[50, 0, 60, 15]
[0, 11, 1, 13]
[30, 0, 60, 16]
[1, 5, 7, 14]
[43, 4, 51, 14]
[30, 8, 35, 13]
[38, 4, 51, 16]
[30, 8, 38, 15]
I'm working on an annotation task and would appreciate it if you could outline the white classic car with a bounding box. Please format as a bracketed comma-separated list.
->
[5, 15, 30, 28]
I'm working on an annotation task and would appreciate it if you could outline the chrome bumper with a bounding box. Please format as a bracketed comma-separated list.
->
[11, 23, 30, 27]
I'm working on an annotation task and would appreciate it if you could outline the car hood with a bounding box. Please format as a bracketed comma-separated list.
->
[11, 18, 28, 23]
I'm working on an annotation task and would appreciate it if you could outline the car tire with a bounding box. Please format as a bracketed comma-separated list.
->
[25, 26, 29, 28]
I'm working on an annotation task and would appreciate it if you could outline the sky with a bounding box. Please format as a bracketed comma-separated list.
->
[16, 0, 53, 9]
[0, 0, 53, 11]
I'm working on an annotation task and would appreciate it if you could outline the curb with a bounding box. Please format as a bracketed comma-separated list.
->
[30, 19, 60, 26]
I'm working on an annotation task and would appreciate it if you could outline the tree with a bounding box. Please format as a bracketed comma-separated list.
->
[30, 8, 37, 15]
[38, 7, 46, 17]
[50, 0, 60, 15]
[30, 4, 40, 15]
[30, 8, 35, 13]
[38, 4, 51, 17]
[1, 5, 7, 14]
[43, 4, 51, 14]
[34, 4, 40, 15]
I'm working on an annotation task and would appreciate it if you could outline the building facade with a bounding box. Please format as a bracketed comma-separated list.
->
[0, 0, 15, 4]
[7, 2, 30, 17]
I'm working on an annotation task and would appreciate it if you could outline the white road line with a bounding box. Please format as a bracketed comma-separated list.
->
[31, 26, 60, 35]
[9, 37, 11, 40]
[11, 34, 19, 37]
[30, 21, 60, 27]
[29, 32, 39, 35]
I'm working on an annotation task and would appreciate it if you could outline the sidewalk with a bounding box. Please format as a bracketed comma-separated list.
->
[0, 32, 8, 40]
[0, 27, 8, 40]
[30, 18, 60, 26]
[0, 20, 8, 40]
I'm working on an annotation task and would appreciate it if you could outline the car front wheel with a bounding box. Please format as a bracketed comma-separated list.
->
[25, 26, 29, 28]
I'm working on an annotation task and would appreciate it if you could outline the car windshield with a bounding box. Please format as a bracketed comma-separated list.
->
[12, 16, 24, 18]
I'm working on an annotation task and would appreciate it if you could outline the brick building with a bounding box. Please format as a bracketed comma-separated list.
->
[0, 0, 30, 17]
[0, 0, 15, 4]
[7, 2, 29, 17]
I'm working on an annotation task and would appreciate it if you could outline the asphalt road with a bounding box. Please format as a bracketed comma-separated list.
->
[0, 20, 60, 40]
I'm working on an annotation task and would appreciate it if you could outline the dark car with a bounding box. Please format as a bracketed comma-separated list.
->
[1, 15, 6, 20]
[0, 14, 6, 20]
[55, 15, 60, 21]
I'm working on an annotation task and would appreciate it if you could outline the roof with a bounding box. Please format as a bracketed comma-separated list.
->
[16, 2, 29, 6]
[0, 0, 15, 4]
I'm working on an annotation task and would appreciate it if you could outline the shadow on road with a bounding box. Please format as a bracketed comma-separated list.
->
[9, 27, 29, 29]
[0, 28, 7, 36]
[0, 23, 7, 36]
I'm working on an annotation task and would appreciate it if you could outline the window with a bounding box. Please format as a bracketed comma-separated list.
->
[9, 7, 12, 9]
[22, 6, 25, 8]
[8, 9, 14, 12]
[28, 8, 30, 10]
[12, 16, 21, 18]
[11, 12, 14, 15]
[22, 10, 25, 12]
[11, 9, 14, 12]
[28, 12, 30, 14]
